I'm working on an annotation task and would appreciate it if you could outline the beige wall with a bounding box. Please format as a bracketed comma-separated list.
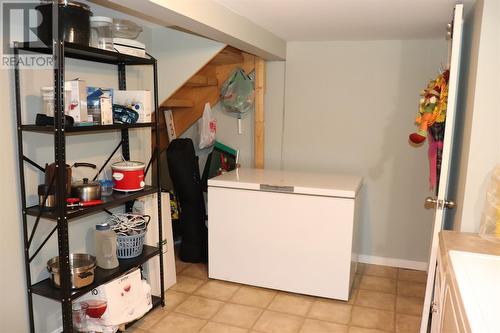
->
[452, 0, 500, 232]
[265, 40, 448, 263]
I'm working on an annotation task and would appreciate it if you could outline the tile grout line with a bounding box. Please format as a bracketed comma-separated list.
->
[295, 295, 315, 333]
[169, 263, 425, 333]
[248, 289, 280, 331]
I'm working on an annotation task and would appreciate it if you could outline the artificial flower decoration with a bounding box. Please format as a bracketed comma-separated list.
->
[410, 69, 450, 191]
[409, 69, 449, 144]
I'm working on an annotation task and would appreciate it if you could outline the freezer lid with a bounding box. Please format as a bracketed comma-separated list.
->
[207, 168, 363, 198]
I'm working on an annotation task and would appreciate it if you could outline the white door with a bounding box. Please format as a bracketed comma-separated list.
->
[420, 4, 464, 333]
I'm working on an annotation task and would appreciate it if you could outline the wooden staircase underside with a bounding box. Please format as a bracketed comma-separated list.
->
[156, 46, 262, 152]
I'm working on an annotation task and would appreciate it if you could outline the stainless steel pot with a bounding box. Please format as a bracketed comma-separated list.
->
[36, 1, 93, 47]
[38, 184, 56, 210]
[72, 177, 101, 202]
[47, 253, 96, 289]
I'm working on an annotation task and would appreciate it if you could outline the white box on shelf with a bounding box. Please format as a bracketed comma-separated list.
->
[76, 269, 152, 329]
[113, 38, 146, 58]
[100, 97, 113, 125]
[65, 79, 88, 123]
[114, 90, 152, 123]
[87, 87, 113, 125]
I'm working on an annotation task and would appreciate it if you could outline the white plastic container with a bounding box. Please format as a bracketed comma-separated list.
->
[40, 87, 71, 117]
[90, 16, 114, 51]
[95, 223, 119, 269]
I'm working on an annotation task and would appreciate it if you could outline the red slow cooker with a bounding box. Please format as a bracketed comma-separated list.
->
[111, 161, 145, 192]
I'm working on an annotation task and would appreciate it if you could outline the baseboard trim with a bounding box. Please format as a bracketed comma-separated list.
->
[358, 254, 428, 271]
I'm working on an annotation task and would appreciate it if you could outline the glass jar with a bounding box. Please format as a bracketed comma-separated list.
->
[90, 16, 114, 51]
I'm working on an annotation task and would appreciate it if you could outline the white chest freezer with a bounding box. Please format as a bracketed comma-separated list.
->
[207, 168, 363, 300]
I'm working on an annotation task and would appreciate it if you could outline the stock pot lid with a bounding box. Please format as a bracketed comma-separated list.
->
[39, 0, 91, 12]
[72, 177, 100, 188]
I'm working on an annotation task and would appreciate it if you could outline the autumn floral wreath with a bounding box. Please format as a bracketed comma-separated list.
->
[409, 69, 450, 190]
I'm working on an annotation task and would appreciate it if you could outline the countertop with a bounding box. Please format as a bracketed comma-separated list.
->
[207, 168, 363, 198]
[440, 231, 500, 257]
[439, 231, 500, 333]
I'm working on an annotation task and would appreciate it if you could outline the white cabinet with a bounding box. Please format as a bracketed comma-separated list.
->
[207, 168, 362, 300]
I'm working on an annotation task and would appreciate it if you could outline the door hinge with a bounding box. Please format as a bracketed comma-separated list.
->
[431, 301, 439, 313]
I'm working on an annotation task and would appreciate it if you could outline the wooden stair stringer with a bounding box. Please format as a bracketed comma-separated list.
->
[157, 46, 256, 153]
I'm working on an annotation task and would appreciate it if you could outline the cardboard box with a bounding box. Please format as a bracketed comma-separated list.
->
[87, 87, 113, 125]
[65, 79, 88, 123]
[76, 269, 152, 329]
[114, 90, 152, 123]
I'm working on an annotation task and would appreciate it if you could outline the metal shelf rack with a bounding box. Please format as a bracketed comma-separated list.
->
[13, 6, 165, 333]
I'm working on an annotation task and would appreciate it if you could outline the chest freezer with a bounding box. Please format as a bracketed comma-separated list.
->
[207, 168, 363, 300]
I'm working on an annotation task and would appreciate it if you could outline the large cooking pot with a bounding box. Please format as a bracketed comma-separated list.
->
[72, 177, 101, 201]
[47, 253, 96, 289]
[111, 161, 145, 192]
[36, 1, 93, 47]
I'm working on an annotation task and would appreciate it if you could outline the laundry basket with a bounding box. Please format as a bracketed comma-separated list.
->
[108, 213, 150, 259]
[116, 231, 146, 259]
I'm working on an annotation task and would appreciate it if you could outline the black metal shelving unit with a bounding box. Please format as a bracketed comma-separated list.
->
[14, 5, 165, 332]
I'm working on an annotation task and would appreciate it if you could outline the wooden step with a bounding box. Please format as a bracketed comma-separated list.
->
[161, 98, 194, 108]
[185, 75, 218, 87]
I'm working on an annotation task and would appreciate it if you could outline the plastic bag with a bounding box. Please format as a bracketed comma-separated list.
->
[220, 68, 254, 133]
[198, 102, 217, 149]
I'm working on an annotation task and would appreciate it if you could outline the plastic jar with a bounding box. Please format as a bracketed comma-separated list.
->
[90, 16, 114, 51]
[94, 223, 119, 269]
[99, 180, 114, 196]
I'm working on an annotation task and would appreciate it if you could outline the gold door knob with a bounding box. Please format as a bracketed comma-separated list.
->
[425, 197, 438, 209]
[424, 197, 456, 209]
[444, 200, 456, 209]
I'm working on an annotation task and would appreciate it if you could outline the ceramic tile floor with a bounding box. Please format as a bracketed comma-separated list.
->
[128, 260, 427, 333]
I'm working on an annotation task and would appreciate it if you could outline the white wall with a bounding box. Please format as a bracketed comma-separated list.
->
[452, 0, 500, 232]
[151, 27, 225, 102]
[265, 40, 448, 263]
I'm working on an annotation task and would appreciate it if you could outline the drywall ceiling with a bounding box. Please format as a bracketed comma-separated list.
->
[215, 0, 473, 41]
[89, 0, 286, 60]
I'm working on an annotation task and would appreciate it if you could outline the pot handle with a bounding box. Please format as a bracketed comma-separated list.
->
[73, 162, 97, 169]
[144, 215, 151, 225]
[78, 271, 94, 279]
